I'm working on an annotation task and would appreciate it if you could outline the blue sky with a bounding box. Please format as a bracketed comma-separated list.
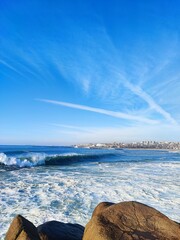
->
[0, 0, 180, 145]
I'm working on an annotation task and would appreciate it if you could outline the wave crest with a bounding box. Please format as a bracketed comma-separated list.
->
[0, 152, 117, 168]
[0, 152, 46, 168]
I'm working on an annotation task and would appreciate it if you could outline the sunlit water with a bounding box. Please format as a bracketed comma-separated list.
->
[0, 146, 180, 239]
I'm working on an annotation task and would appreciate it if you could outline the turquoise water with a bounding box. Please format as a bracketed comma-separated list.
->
[0, 145, 180, 239]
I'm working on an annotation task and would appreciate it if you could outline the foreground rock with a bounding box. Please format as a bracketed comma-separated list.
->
[5, 215, 40, 240]
[83, 201, 180, 240]
[38, 221, 84, 240]
[5, 201, 180, 240]
[5, 215, 84, 240]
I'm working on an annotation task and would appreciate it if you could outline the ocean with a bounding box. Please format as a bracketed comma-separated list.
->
[0, 145, 180, 239]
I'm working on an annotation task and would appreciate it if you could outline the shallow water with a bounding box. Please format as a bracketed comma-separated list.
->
[0, 146, 180, 239]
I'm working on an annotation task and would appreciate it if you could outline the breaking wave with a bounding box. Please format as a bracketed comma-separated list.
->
[0, 152, 46, 168]
[0, 152, 117, 168]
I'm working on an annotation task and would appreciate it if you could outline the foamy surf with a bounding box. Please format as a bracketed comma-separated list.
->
[0, 146, 179, 239]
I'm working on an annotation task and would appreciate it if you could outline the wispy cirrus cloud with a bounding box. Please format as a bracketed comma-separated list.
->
[123, 81, 177, 125]
[47, 24, 178, 125]
[39, 98, 158, 124]
[2, 17, 178, 126]
[101, 28, 178, 125]
[0, 59, 24, 77]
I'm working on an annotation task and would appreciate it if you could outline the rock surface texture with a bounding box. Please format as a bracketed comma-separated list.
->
[5, 215, 40, 240]
[5, 201, 180, 240]
[38, 221, 84, 240]
[83, 201, 180, 240]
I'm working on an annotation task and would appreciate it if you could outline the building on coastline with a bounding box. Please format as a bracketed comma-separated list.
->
[74, 141, 180, 150]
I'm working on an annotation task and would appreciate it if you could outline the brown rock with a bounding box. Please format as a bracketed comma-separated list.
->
[83, 201, 180, 240]
[38, 221, 84, 240]
[5, 215, 40, 240]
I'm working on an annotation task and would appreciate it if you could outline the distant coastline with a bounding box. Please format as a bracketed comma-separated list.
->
[74, 141, 180, 150]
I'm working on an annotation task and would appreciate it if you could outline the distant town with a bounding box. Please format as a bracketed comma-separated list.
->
[74, 141, 180, 150]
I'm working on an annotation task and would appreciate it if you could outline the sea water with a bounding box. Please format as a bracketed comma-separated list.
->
[0, 145, 180, 239]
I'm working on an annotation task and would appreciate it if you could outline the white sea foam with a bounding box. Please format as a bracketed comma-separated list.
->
[0, 159, 180, 239]
[54, 152, 81, 156]
[0, 153, 8, 164]
[168, 150, 180, 153]
[0, 152, 46, 167]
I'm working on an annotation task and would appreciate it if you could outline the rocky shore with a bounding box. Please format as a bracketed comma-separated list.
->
[5, 201, 180, 240]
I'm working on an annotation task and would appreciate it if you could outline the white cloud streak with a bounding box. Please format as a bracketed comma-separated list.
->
[0, 59, 24, 77]
[39, 99, 158, 124]
[124, 81, 177, 125]
[49, 27, 177, 125]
